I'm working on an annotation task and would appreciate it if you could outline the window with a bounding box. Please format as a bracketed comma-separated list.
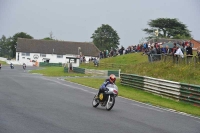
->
[26, 53, 30, 56]
[57, 55, 63, 58]
[21, 53, 30, 56]
[40, 54, 46, 57]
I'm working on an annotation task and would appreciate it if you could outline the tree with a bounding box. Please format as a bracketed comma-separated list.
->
[143, 18, 191, 39]
[11, 32, 33, 58]
[0, 35, 12, 58]
[0, 35, 7, 57]
[43, 31, 55, 40]
[43, 37, 54, 40]
[91, 24, 120, 51]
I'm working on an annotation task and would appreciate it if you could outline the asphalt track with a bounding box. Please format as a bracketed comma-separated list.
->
[0, 66, 200, 133]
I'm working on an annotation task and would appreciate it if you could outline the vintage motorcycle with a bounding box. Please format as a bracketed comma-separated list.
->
[92, 84, 118, 111]
[23, 65, 26, 70]
[10, 64, 14, 69]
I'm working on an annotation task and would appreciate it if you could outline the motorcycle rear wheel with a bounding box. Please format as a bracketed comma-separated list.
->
[106, 95, 115, 111]
[92, 95, 99, 108]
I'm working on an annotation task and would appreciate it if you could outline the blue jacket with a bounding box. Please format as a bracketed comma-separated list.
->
[100, 79, 115, 91]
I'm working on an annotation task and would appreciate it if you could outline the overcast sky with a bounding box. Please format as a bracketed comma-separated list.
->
[0, 0, 200, 47]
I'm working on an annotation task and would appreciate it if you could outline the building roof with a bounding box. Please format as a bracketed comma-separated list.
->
[16, 38, 100, 57]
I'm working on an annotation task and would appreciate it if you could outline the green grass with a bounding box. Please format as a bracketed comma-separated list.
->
[80, 53, 147, 70]
[30, 67, 91, 77]
[81, 53, 200, 85]
[0, 61, 7, 65]
[66, 78, 200, 116]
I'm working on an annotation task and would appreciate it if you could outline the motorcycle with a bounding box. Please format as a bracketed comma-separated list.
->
[10, 64, 14, 69]
[23, 65, 26, 70]
[92, 84, 118, 111]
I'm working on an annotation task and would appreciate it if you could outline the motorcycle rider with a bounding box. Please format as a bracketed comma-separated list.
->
[23, 63, 26, 70]
[10, 63, 14, 69]
[97, 74, 116, 99]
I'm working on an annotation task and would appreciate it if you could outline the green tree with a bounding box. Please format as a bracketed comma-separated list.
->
[143, 18, 191, 39]
[43, 31, 55, 40]
[91, 24, 120, 51]
[11, 32, 33, 58]
[43, 37, 54, 40]
[0, 35, 12, 58]
[0, 35, 7, 57]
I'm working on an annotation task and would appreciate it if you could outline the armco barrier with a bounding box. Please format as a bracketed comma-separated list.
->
[120, 73, 200, 105]
[85, 69, 108, 76]
[108, 70, 119, 77]
[120, 74, 144, 90]
[73, 67, 120, 77]
[143, 76, 180, 99]
[73, 67, 85, 74]
[39, 62, 62, 67]
[180, 83, 200, 106]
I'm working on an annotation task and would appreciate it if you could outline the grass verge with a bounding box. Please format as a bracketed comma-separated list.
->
[80, 52, 147, 70]
[30, 67, 91, 77]
[81, 53, 200, 85]
[0, 61, 7, 65]
[66, 78, 200, 116]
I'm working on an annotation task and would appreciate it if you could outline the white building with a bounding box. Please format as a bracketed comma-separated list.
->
[16, 38, 100, 67]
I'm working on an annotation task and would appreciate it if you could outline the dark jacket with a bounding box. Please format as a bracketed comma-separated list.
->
[186, 46, 193, 55]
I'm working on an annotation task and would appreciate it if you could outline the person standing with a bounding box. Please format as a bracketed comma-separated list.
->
[186, 43, 193, 64]
[186, 44, 193, 55]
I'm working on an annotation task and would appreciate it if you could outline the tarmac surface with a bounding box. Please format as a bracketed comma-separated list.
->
[0, 65, 200, 133]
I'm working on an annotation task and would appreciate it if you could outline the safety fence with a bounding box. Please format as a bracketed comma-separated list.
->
[39, 62, 62, 67]
[81, 62, 126, 70]
[73, 67, 85, 74]
[148, 54, 200, 65]
[72, 67, 120, 77]
[120, 73, 200, 106]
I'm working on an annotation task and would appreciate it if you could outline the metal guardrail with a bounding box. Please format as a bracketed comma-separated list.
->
[73, 67, 85, 74]
[85, 69, 108, 76]
[73, 67, 120, 77]
[120, 73, 200, 106]
[108, 70, 120, 77]
[143, 76, 180, 99]
[180, 83, 200, 106]
[39, 62, 62, 67]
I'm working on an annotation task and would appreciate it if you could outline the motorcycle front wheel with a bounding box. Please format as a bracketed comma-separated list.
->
[106, 95, 115, 111]
[92, 95, 99, 108]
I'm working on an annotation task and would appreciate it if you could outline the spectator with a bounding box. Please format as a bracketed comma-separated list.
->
[186, 44, 193, 55]
[160, 45, 166, 54]
[165, 45, 172, 55]
[174, 46, 184, 58]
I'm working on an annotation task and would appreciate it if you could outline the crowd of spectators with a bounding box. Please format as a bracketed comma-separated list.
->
[82, 40, 196, 66]
[98, 40, 194, 58]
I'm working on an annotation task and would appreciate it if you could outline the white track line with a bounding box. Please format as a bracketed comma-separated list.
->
[38, 76, 200, 120]
[131, 103, 164, 112]
[62, 79, 200, 120]
[41, 77, 95, 94]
